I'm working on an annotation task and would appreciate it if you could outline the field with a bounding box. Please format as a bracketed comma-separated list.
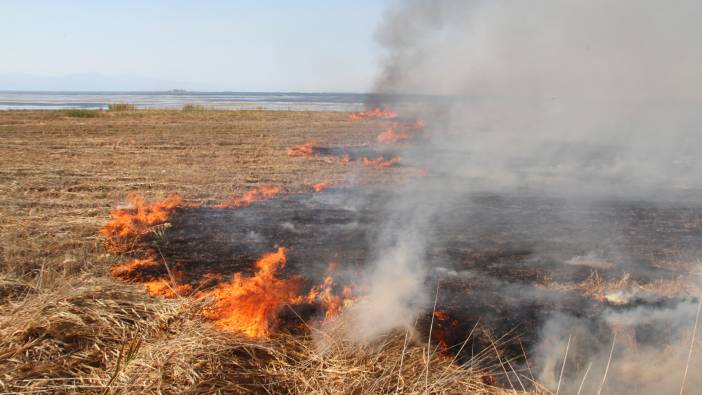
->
[0, 110, 511, 394]
[2, 109, 700, 394]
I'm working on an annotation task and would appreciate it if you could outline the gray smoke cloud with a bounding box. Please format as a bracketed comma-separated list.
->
[374, 0, 702, 194]
[346, 0, 702, 392]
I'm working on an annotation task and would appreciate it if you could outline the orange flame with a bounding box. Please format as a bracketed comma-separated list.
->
[312, 181, 332, 192]
[349, 108, 398, 120]
[431, 310, 460, 353]
[216, 186, 282, 208]
[110, 248, 358, 337]
[100, 194, 182, 253]
[287, 140, 318, 157]
[433, 310, 449, 321]
[110, 256, 161, 281]
[361, 156, 400, 168]
[143, 268, 193, 298]
[200, 247, 301, 338]
[377, 127, 410, 144]
[303, 262, 355, 319]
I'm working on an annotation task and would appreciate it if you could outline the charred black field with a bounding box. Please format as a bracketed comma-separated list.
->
[2, 109, 702, 393]
[125, 185, 702, 364]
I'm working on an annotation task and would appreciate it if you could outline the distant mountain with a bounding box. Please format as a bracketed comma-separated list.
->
[0, 73, 208, 91]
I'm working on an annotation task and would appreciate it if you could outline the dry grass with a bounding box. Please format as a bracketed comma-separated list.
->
[107, 103, 136, 112]
[0, 110, 512, 393]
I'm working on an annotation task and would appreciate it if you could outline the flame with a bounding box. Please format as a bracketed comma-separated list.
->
[312, 181, 332, 192]
[349, 108, 398, 120]
[216, 186, 282, 208]
[109, 248, 358, 337]
[377, 127, 410, 144]
[100, 194, 182, 253]
[200, 247, 301, 338]
[433, 310, 449, 321]
[304, 262, 355, 319]
[287, 140, 318, 157]
[431, 310, 460, 353]
[143, 268, 193, 298]
[110, 256, 161, 281]
[339, 154, 350, 164]
[361, 156, 400, 168]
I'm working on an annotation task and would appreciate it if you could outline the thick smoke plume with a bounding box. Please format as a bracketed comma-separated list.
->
[374, 0, 702, 194]
[348, 0, 702, 392]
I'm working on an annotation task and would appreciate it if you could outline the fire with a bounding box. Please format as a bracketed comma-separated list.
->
[312, 181, 332, 192]
[433, 310, 449, 321]
[431, 310, 460, 353]
[339, 154, 350, 164]
[100, 193, 182, 253]
[304, 262, 355, 319]
[143, 268, 193, 298]
[200, 247, 301, 338]
[110, 255, 194, 298]
[110, 256, 160, 281]
[110, 248, 357, 337]
[349, 108, 398, 120]
[216, 186, 282, 208]
[287, 140, 318, 157]
[377, 127, 410, 144]
[361, 156, 400, 168]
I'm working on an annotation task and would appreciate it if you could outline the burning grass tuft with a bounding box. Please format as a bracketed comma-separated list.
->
[99, 193, 182, 253]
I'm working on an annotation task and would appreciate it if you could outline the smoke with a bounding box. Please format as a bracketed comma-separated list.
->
[347, 0, 702, 391]
[534, 300, 702, 394]
[373, 0, 702, 194]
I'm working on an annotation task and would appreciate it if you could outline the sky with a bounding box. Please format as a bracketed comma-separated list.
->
[0, 1, 386, 92]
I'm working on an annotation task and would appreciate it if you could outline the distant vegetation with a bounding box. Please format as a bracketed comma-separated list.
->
[63, 109, 101, 118]
[108, 103, 136, 112]
[182, 103, 208, 111]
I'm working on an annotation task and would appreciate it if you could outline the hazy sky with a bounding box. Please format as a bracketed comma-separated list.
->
[0, 1, 386, 92]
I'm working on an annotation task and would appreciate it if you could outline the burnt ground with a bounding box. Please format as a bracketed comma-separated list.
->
[135, 186, 702, 362]
[3, 110, 700, 392]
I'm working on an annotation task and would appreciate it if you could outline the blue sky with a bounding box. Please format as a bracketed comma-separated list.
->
[0, 1, 387, 92]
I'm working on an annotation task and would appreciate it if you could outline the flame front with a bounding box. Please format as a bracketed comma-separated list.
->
[216, 186, 282, 208]
[349, 108, 398, 120]
[287, 140, 318, 157]
[200, 247, 301, 338]
[99, 193, 182, 253]
[377, 127, 410, 144]
[104, 194, 358, 339]
[312, 181, 332, 192]
[361, 156, 400, 168]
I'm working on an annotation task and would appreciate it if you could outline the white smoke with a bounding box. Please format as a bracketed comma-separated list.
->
[347, 0, 702, 391]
